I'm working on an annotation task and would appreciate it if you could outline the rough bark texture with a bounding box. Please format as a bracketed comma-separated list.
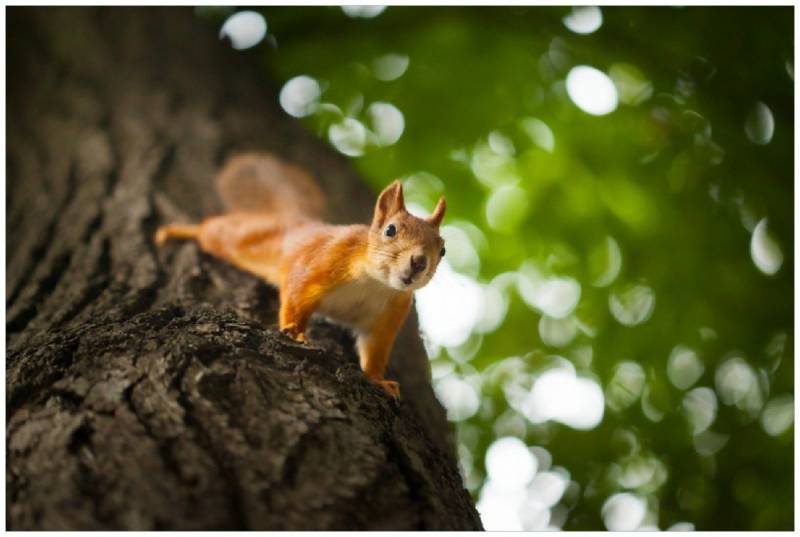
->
[6, 7, 482, 530]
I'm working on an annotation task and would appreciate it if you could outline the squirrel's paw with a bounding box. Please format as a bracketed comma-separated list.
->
[375, 379, 401, 399]
[281, 324, 306, 343]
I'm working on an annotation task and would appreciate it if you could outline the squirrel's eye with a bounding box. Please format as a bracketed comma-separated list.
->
[385, 224, 397, 237]
[440, 247, 446, 257]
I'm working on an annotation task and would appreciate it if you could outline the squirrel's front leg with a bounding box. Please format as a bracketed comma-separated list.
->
[357, 292, 412, 398]
[357, 335, 399, 397]
[278, 281, 322, 343]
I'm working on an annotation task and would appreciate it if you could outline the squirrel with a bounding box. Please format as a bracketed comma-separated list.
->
[155, 152, 446, 398]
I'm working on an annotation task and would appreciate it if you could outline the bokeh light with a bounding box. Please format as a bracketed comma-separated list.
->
[279, 75, 321, 118]
[606, 361, 646, 411]
[566, 65, 619, 116]
[372, 53, 410, 81]
[760, 395, 794, 436]
[520, 117, 555, 153]
[590, 236, 622, 287]
[367, 102, 405, 146]
[562, 6, 603, 35]
[435, 376, 480, 422]
[478, 436, 576, 530]
[744, 101, 775, 145]
[415, 261, 483, 348]
[715, 356, 764, 415]
[608, 283, 655, 326]
[328, 117, 367, 157]
[341, 5, 387, 18]
[485, 436, 537, 487]
[750, 218, 784, 275]
[683, 387, 718, 434]
[219, 10, 267, 50]
[538, 315, 577, 348]
[518, 263, 581, 319]
[527, 364, 605, 430]
[667, 345, 705, 390]
[602, 492, 647, 531]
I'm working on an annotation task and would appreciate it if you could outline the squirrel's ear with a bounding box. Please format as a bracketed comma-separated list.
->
[374, 180, 405, 224]
[427, 196, 447, 227]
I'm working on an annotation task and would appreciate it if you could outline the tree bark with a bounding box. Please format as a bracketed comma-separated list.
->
[6, 7, 482, 530]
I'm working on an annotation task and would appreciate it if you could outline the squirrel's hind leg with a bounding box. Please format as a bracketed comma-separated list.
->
[155, 224, 200, 246]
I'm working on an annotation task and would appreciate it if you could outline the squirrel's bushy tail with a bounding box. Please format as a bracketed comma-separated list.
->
[215, 152, 326, 219]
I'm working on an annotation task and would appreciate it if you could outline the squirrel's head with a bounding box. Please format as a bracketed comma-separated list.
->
[366, 180, 446, 291]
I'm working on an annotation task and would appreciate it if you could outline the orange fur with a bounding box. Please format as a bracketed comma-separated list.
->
[155, 154, 446, 397]
[357, 292, 412, 397]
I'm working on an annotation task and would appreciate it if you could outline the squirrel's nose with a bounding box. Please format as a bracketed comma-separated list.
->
[410, 255, 427, 273]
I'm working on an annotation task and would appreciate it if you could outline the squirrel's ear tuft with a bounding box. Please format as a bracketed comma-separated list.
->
[374, 180, 405, 225]
[427, 196, 446, 227]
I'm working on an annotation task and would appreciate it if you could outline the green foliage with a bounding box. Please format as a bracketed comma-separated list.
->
[209, 6, 794, 530]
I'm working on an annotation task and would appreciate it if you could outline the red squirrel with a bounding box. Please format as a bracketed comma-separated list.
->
[155, 153, 446, 398]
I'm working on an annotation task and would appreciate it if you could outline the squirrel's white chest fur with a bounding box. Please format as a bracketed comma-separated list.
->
[317, 275, 398, 332]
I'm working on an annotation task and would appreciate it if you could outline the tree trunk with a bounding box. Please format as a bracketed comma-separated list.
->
[6, 7, 482, 530]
